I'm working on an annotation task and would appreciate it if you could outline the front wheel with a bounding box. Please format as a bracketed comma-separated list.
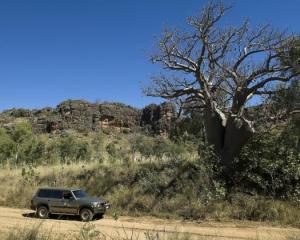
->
[80, 208, 93, 222]
[37, 206, 49, 219]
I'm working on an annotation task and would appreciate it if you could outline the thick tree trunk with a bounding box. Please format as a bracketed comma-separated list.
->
[204, 106, 255, 173]
[221, 115, 254, 170]
[203, 105, 226, 155]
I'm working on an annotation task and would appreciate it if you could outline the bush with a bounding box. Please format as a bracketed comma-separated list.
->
[0, 128, 15, 165]
[233, 131, 300, 199]
[59, 134, 92, 163]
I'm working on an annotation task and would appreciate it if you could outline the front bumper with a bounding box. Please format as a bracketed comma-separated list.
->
[92, 202, 110, 214]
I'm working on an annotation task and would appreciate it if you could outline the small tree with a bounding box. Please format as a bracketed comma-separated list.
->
[0, 128, 15, 165]
[146, 1, 300, 172]
[9, 122, 33, 166]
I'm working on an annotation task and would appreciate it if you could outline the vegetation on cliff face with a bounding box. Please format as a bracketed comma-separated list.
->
[0, 100, 176, 136]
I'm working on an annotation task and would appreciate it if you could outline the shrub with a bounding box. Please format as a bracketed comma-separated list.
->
[234, 131, 300, 199]
[106, 142, 118, 158]
[0, 128, 15, 165]
[59, 134, 92, 163]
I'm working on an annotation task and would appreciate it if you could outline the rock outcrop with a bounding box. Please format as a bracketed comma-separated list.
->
[141, 102, 176, 136]
[0, 100, 176, 136]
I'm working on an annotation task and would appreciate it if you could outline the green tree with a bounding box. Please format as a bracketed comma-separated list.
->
[129, 134, 154, 161]
[235, 131, 300, 198]
[21, 139, 46, 165]
[0, 128, 15, 165]
[59, 134, 92, 163]
[8, 122, 34, 166]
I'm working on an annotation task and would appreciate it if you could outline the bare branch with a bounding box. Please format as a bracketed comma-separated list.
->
[248, 72, 300, 95]
[147, 0, 300, 121]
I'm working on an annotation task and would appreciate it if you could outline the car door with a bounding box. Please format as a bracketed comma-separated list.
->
[48, 190, 65, 213]
[62, 191, 78, 214]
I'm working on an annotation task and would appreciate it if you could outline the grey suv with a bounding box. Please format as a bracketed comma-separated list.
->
[31, 187, 110, 221]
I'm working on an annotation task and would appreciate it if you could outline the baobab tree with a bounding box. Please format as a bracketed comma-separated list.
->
[146, 2, 300, 172]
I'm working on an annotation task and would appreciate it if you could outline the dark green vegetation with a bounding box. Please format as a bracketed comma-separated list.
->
[0, 99, 178, 166]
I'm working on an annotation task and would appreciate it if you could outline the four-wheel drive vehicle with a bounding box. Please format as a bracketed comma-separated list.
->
[31, 187, 110, 221]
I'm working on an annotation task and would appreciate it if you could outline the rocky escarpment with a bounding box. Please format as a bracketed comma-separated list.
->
[140, 102, 177, 137]
[57, 100, 141, 132]
[0, 100, 176, 136]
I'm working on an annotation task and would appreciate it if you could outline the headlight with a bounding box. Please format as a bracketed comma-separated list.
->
[91, 202, 101, 207]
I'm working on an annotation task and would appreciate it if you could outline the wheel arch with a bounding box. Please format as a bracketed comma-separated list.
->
[78, 205, 93, 215]
[37, 203, 49, 210]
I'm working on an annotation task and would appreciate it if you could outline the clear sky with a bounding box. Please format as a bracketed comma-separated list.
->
[0, 0, 299, 111]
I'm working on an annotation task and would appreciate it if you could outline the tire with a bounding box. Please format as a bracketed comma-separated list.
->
[80, 208, 93, 222]
[37, 206, 49, 219]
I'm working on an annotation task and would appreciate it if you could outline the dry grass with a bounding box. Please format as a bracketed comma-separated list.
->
[2, 222, 299, 240]
[0, 162, 92, 207]
[0, 162, 299, 227]
[1, 223, 196, 240]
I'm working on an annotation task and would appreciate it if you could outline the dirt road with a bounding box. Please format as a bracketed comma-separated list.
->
[0, 207, 299, 240]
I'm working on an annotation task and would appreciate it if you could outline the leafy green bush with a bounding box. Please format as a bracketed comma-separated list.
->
[233, 131, 300, 199]
[21, 165, 40, 184]
[106, 142, 118, 158]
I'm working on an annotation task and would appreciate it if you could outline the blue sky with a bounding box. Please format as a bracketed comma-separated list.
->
[0, 0, 299, 111]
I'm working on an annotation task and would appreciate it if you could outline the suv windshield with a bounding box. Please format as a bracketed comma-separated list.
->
[72, 190, 86, 198]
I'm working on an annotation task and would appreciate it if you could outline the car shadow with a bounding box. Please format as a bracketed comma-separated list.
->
[22, 212, 37, 218]
[22, 212, 103, 221]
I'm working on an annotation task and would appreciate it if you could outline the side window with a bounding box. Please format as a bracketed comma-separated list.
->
[62, 191, 73, 200]
[51, 190, 63, 199]
[37, 189, 62, 198]
[37, 189, 51, 198]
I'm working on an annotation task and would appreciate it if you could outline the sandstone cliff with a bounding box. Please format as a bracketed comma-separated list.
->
[0, 100, 176, 136]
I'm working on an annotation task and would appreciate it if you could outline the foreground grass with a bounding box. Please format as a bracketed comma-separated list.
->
[2, 223, 300, 240]
[3, 223, 194, 240]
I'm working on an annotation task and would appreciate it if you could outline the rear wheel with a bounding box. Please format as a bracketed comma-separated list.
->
[37, 206, 49, 219]
[80, 208, 93, 222]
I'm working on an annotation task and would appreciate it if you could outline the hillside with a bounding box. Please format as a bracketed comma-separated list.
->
[0, 99, 177, 136]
